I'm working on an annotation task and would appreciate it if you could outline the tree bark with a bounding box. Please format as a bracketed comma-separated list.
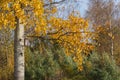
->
[14, 17, 24, 80]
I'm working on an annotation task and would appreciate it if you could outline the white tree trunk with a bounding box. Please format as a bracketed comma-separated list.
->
[14, 17, 24, 80]
[111, 39, 114, 58]
[110, 18, 114, 58]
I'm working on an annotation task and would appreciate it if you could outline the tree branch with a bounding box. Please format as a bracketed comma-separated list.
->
[24, 0, 66, 12]
[57, 31, 94, 39]
[26, 35, 58, 41]
[26, 31, 94, 41]
[43, 0, 66, 7]
[47, 28, 63, 35]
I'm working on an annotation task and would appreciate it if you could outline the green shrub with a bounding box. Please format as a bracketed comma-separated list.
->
[83, 53, 120, 80]
[25, 42, 78, 80]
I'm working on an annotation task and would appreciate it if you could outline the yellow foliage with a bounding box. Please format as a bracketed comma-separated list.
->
[48, 15, 93, 70]
[0, 0, 94, 71]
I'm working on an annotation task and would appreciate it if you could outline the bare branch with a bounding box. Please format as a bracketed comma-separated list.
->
[43, 0, 66, 7]
[47, 28, 63, 35]
[26, 31, 94, 41]
[57, 31, 94, 39]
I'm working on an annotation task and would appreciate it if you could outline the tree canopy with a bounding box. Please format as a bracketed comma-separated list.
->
[0, 0, 94, 70]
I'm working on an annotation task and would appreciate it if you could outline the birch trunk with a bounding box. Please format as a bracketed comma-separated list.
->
[110, 17, 114, 58]
[14, 17, 24, 80]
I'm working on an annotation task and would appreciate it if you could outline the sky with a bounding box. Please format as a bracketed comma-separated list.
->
[54, 0, 89, 18]
[76, 0, 89, 17]
[71, 0, 120, 17]
[55, 0, 120, 17]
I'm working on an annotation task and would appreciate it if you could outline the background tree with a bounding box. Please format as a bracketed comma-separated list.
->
[86, 0, 120, 58]
[0, 28, 14, 80]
